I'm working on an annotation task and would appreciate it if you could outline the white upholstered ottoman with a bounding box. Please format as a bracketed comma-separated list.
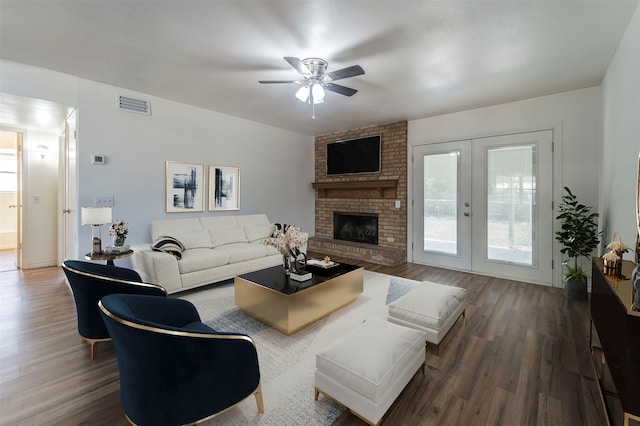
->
[388, 281, 467, 355]
[314, 316, 426, 425]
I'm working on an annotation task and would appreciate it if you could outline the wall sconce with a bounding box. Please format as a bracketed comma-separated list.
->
[81, 207, 112, 255]
[36, 145, 49, 159]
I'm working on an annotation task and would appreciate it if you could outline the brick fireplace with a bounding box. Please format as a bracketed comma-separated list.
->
[309, 121, 407, 266]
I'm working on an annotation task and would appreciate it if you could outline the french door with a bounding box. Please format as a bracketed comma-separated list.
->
[412, 130, 554, 285]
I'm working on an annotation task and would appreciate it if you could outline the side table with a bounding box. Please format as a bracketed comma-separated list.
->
[85, 249, 134, 266]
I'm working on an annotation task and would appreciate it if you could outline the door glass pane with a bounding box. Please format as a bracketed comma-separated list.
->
[486, 145, 536, 266]
[424, 152, 458, 254]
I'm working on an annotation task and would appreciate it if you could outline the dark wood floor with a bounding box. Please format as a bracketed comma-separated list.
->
[0, 258, 609, 426]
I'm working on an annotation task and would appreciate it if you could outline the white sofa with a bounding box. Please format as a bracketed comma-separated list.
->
[130, 214, 291, 294]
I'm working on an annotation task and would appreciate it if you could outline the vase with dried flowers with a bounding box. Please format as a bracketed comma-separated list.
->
[602, 250, 621, 276]
[604, 232, 628, 277]
[262, 225, 307, 274]
[110, 220, 128, 246]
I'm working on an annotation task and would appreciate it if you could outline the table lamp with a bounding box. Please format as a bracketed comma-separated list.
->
[81, 207, 112, 255]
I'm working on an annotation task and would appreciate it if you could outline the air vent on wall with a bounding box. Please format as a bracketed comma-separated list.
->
[117, 95, 151, 115]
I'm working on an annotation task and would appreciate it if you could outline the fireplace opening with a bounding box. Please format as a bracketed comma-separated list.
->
[333, 212, 378, 245]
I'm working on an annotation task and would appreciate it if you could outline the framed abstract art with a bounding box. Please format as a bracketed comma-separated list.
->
[165, 161, 205, 213]
[209, 165, 240, 211]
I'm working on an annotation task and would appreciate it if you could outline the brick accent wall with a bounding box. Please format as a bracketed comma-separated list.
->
[310, 121, 407, 266]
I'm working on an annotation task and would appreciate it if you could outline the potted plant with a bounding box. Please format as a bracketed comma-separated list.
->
[555, 187, 602, 300]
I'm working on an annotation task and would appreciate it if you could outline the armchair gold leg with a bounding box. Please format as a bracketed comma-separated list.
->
[254, 382, 264, 413]
[81, 336, 110, 360]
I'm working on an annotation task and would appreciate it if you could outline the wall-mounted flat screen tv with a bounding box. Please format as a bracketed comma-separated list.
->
[326, 135, 381, 175]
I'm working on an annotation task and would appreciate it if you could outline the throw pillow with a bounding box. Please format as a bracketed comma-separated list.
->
[151, 236, 185, 260]
[272, 223, 291, 236]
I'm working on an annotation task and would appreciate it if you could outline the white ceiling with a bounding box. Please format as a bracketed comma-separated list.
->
[0, 0, 638, 136]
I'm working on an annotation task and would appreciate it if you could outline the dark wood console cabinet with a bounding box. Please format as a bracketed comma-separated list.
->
[591, 257, 640, 425]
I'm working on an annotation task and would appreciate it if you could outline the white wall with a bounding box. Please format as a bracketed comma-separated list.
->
[1, 60, 316, 266]
[601, 2, 640, 254]
[408, 87, 602, 286]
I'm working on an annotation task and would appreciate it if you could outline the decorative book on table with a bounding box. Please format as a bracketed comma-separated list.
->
[290, 271, 312, 282]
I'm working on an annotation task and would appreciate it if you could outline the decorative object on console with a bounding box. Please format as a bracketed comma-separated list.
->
[208, 165, 240, 211]
[165, 161, 205, 213]
[109, 220, 128, 246]
[555, 186, 601, 300]
[603, 250, 622, 276]
[263, 225, 307, 275]
[603, 232, 628, 277]
[81, 206, 112, 255]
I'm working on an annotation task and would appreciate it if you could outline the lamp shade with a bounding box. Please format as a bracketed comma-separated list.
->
[295, 85, 310, 102]
[81, 207, 112, 225]
[311, 83, 325, 103]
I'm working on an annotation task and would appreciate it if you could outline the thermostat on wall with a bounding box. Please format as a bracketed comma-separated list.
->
[91, 154, 105, 165]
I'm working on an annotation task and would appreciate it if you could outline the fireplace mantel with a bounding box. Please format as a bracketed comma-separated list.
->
[312, 179, 398, 199]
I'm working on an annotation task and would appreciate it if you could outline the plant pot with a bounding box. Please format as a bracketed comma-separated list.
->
[565, 277, 587, 301]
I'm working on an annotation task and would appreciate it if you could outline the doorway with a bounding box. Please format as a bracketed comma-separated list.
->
[412, 130, 554, 285]
[0, 131, 21, 271]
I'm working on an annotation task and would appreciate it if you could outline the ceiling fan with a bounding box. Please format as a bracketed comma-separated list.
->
[259, 57, 365, 118]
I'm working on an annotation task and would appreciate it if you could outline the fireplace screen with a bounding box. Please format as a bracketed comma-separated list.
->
[333, 212, 379, 245]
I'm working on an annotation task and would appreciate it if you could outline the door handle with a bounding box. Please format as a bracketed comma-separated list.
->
[62, 209, 71, 214]
[464, 212, 470, 217]
[8, 204, 16, 208]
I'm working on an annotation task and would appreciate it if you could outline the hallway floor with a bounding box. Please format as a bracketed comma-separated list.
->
[0, 249, 17, 272]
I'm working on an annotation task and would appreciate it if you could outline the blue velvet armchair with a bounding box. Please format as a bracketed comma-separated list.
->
[61, 260, 167, 360]
[98, 293, 264, 426]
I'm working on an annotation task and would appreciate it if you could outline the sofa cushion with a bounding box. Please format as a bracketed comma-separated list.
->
[235, 214, 271, 227]
[200, 215, 239, 231]
[209, 228, 248, 248]
[177, 248, 230, 274]
[150, 218, 202, 242]
[244, 224, 274, 242]
[150, 235, 185, 259]
[214, 242, 269, 263]
[173, 231, 212, 250]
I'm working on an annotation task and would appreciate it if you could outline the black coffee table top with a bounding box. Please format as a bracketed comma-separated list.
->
[237, 261, 362, 295]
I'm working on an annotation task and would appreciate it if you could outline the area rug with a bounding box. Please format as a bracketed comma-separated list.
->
[179, 270, 420, 426]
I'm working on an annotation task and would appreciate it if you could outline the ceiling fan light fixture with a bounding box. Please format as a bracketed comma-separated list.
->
[259, 56, 365, 118]
[312, 83, 325, 103]
[295, 85, 310, 102]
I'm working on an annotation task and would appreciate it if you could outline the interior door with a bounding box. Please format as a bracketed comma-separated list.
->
[412, 140, 472, 270]
[60, 109, 77, 262]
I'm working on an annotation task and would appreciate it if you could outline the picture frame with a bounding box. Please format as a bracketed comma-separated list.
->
[165, 161, 205, 213]
[209, 165, 240, 211]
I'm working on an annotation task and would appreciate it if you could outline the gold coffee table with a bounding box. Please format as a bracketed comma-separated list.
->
[234, 262, 364, 335]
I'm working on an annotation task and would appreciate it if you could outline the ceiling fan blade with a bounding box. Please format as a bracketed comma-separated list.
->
[325, 65, 365, 81]
[325, 83, 358, 97]
[283, 57, 311, 76]
[258, 80, 300, 84]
